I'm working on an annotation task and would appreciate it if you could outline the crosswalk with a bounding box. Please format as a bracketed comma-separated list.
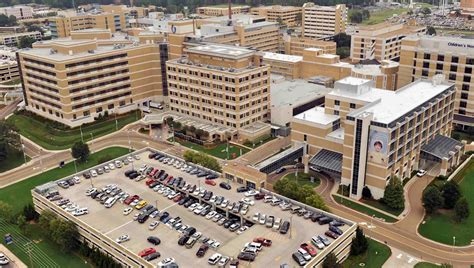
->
[0, 220, 60, 268]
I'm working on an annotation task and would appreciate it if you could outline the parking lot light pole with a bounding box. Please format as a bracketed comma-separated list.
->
[21, 142, 27, 164]
[90, 133, 94, 153]
[452, 236, 456, 266]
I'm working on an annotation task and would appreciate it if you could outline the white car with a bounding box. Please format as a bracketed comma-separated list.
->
[149, 221, 159, 230]
[65, 204, 78, 212]
[123, 207, 133, 215]
[72, 208, 88, 216]
[259, 214, 266, 225]
[115, 234, 130, 244]
[0, 253, 10, 265]
[150, 210, 160, 218]
[252, 212, 260, 222]
[127, 156, 133, 162]
[108, 163, 115, 170]
[158, 258, 176, 267]
[217, 256, 229, 267]
[85, 187, 96, 196]
[132, 213, 140, 221]
[206, 211, 217, 219]
[73, 176, 81, 183]
[103, 166, 110, 173]
[90, 170, 98, 177]
[208, 253, 222, 265]
[241, 198, 255, 206]
[188, 203, 199, 211]
[236, 226, 249, 235]
[220, 200, 229, 208]
[417, 169, 427, 177]
[133, 154, 140, 160]
[244, 190, 259, 197]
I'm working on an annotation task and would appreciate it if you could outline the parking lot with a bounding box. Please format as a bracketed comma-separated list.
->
[43, 149, 354, 267]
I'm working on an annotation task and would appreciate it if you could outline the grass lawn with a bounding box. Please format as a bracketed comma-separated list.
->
[0, 148, 30, 173]
[1, 78, 20, 85]
[414, 262, 442, 268]
[283, 172, 320, 188]
[362, 8, 408, 25]
[342, 239, 391, 268]
[361, 199, 403, 216]
[0, 147, 129, 214]
[333, 195, 398, 223]
[174, 138, 250, 159]
[7, 111, 140, 150]
[243, 135, 276, 148]
[0, 221, 90, 268]
[418, 159, 474, 246]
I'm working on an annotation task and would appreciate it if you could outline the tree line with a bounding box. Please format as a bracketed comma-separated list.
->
[273, 177, 328, 211]
[423, 178, 470, 222]
[183, 150, 222, 172]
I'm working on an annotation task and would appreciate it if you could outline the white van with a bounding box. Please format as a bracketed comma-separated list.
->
[104, 197, 117, 208]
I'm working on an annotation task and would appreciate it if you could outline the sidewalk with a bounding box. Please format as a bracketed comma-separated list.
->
[383, 246, 422, 268]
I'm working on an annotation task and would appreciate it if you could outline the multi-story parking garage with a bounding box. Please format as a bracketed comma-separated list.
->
[32, 148, 356, 267]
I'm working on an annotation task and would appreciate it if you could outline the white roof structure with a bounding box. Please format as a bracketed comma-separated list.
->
[187, 44, 255, 59]
[294, 106, 339, 125]
[263, 52, 302, 63]
[271, 78, 330, 108]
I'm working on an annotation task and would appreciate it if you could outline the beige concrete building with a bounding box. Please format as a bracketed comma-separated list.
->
[50, 11, 128, 38]
[262, 48, 399, 90]
[302, 3, 347, 39]
[167, 15, 280, 59]
[167, 44, 271, 140]
[398, 35, 474, 128]
[0, 5, 33, 20]
[0, 59, 19, 83]
[291, 75, 460, 199]
[0, 31, 42, 47]
[283, 35, 336, 56]
[350, 23, 426, 63]
[250, 5, 302, 26]
[196, 5, 250, 17]
[18, 29, 167, 127]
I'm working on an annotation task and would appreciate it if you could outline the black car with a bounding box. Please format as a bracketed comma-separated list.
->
[330, 220, 345, 227]
[147, 236, 161, 245]
[292, 252, 306, 266]
[178, 180, 186, 189]
[124, 169, 136, 177]
[83, 172, 91, 179]
[236, 186, 248, 193]
[311, 213, 324, 222]
[148, 152, 158, 159]
[184, 200, 194, 208]
[280, 220, 290, 234]
[203, 191, 213, 201]
[179, 197, 190, 205]
[130, 172, 139, 179]
[223, 219, 235, 228]
[154, 154, 163, 160]
[137, 214, 149, 224]
[329, 225, 343, 236]
[196, 244, 209, 257]
[143, 251, 160, 261]
[178, 235, 190, 246]
[159, 212, 170, 221]
[318, 217, 332, 225]
[206, 174, 219, 180]
[219, 182, 231, 190]
[237, 252, 256, 262]
[184, 227, 196, 237]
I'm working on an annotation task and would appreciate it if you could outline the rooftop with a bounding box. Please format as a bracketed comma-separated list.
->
[294, 106, 339, 126]
[421, 134, 464, 160]
[187, 44, 255, 59]
[262, 52, 302, 63]
[271, 79, 330, 108]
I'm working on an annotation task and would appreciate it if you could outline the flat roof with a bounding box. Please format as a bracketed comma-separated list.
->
[294, 106, 339, 125]
[263, 52, 302, 63]
[187, 44, 255, 59]
[421, 134, 463, 160]
[20, 43, 135, 61]
[347, 79, 453, 124]
[271, 79, 330, 108]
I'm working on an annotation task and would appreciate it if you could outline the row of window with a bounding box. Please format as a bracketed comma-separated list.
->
[71, 84, 130, 101]
[72, 92, 131, 110]
[68, 69, 129, 85]
[67, 61, 128, 77]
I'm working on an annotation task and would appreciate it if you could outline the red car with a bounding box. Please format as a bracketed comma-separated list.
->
[253, 237, 272, 247]
[173, 194, 184, 202]
[254, 193, 265, 200]
[138, 248, 156, 257]
[205, 180, 216, 186]
[146, 179, 156, 186]
[165, 176, 174, 184]
[325, 231, 339, 239]
[149, 168, 159, 177]
[124, 195, 139, 205]
[300, 243, 317, 256]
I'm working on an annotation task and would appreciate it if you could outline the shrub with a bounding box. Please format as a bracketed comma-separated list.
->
[362, 186, 373, 200]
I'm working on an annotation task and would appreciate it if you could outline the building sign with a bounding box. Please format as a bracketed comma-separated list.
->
[367, 129, 389, 165]
[448, 42, 474, 49]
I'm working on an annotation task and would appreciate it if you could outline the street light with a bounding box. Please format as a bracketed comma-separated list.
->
[80, 125, 84, 143]
[21, 142, 27, 164]
[452, 236, 456, 266]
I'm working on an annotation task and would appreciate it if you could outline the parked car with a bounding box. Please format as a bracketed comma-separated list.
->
[292, 252, 307, 266]
[237, 252, 256, 262]
[143, 252, 161, 261]
[253, 237, 272, 247]
[196, 244, 209, 257]
[208, 253, 222, 265]
[300, 243, 317, 256]
[417, 169, 427, 177]
[219, 182, 231, 190]
[147, 236, 161, 245]
[138, 248, 156, 257]
[280, 220, 290, 234]
[157, 258, 176, 267]
[115, 234, 130, 244]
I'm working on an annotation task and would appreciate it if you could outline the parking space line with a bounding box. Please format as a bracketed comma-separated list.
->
[161, 202, 179, 212]
[104, 220, 133, 235]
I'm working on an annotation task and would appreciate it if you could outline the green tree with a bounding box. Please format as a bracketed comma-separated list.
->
[50, 218, 79, 252]
[382, 176, 405, 210]
[426, 26, 436, 35]
[17, 214, 27, 232]
[0, 201, 14, 223]
[422, 7, 431, 15]
[362, 186, 373, 199]
[322, 252, 340, 268]
[336, 47, 350, 59]
[454, 197, 470, 222]
[305, 193, 328, 211]
[0, 120, 21, 161]
[18, 36, 36, 48]
[165, 116, 174, 126]
[71, 141, 90, 162]
[39, 210, 57, 232]
[350, 227, 369, 255]
[422, 186, 444, 214]
[441, 180, 461, 209]
[23, 203, 38, 221]
[349, 10, 363, 23]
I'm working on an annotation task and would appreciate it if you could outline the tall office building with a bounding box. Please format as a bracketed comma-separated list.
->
[250, 5, 302, 26]
[196, 5, 250, 17]
[0, 5, 33, 20]
[17, 29, 166, 127]
[167, 44, 271, 140]
[291, 75, 460, 199]
[350, 23, 426, 63]
[398, 35, 474, 128]
[302, 3, 347, 39]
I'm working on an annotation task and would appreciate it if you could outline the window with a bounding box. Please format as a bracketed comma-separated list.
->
[334, 100, 340, 106]
[424, 53, 430, 60]
[96, 107, 102, 113]
[467, 58, 474, 65]
[350, 103, 356, 109]
[303, 134, 307, 142]
[83, 111, 90, 116]
[436, 63, 443, 70]
[450, 65, 458, 72]
[449, 74, 456, 81]
[464, 76, 471, 83]
[452, 56, 459, 63]
[334, 110, 339, 115]
[466, 67, 472, 74]
[461, 93, 468, 100]
[422, 70, 429, 77]
[437, 54, 444, 61]
[460, 101, 467, 108]
[108, 104, 114, 109]
[423, 62, 429, 68]
[462, 84, 470, 91]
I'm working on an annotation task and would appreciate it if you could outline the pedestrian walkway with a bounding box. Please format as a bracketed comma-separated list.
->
[384, 246, 422, 268]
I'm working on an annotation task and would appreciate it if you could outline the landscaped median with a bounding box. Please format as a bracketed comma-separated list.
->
[6, 110, 140, 150]
[333, 194, 398, 223]
[172, 138, 250, 159]
[282, 172, 320, 188]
